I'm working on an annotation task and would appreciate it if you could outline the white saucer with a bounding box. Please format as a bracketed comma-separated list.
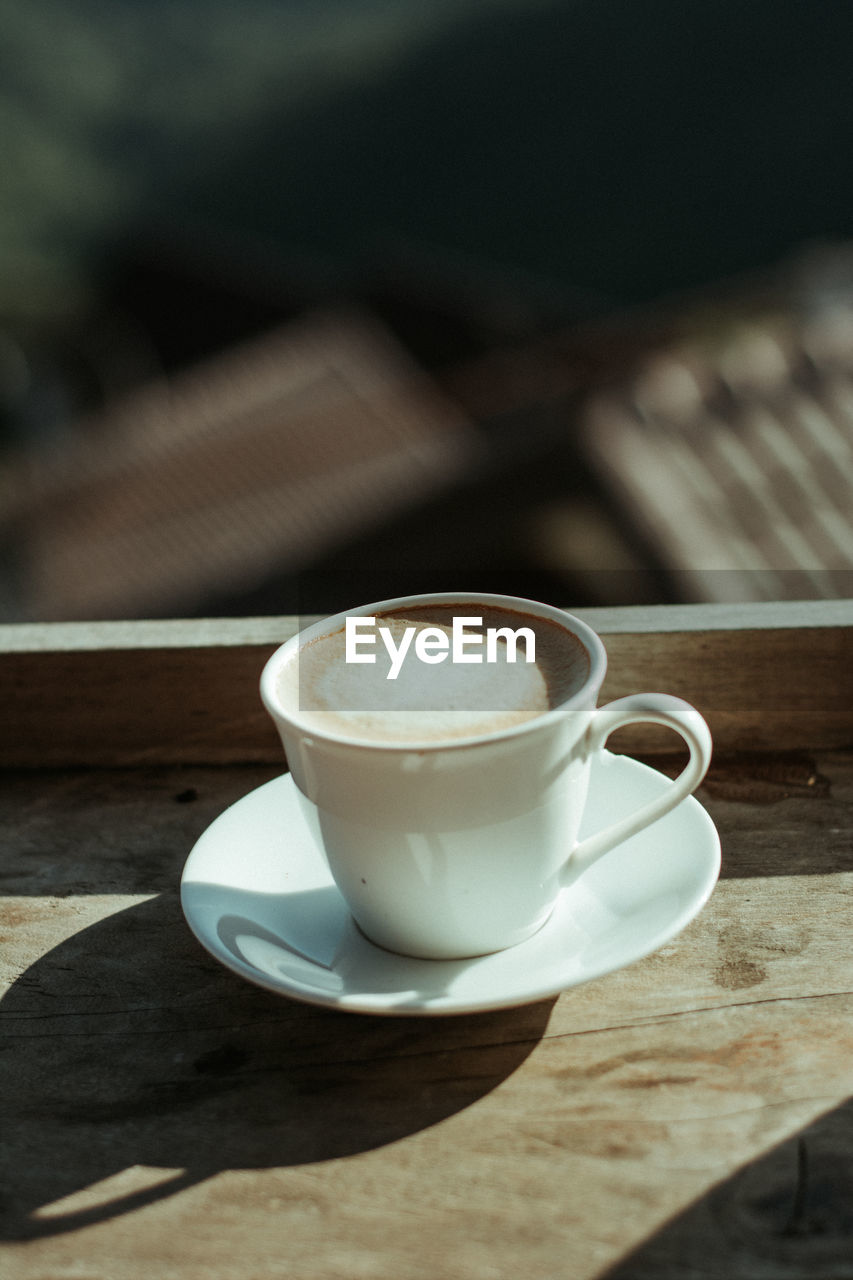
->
[180, 752, 721, 1017]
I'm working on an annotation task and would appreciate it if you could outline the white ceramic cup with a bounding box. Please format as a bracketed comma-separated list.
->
[260, 592, 712, 960]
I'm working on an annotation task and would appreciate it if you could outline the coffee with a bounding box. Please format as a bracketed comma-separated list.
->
[277, 602, 589, 744]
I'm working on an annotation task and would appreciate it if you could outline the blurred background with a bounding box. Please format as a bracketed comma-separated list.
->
[2, 0, 853, 621]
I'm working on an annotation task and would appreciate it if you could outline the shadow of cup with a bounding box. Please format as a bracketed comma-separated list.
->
[1, 892, 553, 1240]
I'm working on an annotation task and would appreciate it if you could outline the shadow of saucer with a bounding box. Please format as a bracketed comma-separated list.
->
[0, 892, 554, 1241]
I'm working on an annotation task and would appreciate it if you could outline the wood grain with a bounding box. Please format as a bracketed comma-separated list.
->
[2, 752, 853, 1278]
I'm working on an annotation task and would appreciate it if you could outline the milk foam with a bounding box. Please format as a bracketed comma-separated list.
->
[277, 604, 588, 744]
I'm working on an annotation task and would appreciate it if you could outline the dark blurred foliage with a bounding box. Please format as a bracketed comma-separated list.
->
[3, 0, 853, 372]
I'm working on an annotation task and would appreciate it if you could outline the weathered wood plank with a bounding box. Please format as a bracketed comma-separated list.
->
[1, 602, 852, 765]
[1, 756, 852, 1278]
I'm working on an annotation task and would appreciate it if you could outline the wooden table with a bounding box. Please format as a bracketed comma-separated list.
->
[2, 603, 852, 1279]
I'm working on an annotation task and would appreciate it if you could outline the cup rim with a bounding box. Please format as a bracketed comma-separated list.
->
[260, 591, 608, 752]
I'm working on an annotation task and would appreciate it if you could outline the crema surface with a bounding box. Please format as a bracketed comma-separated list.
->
[277, 603, 589, 744]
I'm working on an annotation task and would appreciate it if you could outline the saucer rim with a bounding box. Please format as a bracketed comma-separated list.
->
[180, 754, 721, 1017]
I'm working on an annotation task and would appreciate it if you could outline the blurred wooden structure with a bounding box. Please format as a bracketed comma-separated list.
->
[578, 305, 853, 602]
[443, 246, 853, 603]
[4, 245, 853, 620]
[0, 311, 480, 620]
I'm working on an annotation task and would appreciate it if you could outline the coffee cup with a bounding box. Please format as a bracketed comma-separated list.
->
[260, 592, 712, 960]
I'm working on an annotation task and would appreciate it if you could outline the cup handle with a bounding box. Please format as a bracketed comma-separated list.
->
[566, 693, 712, 879]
